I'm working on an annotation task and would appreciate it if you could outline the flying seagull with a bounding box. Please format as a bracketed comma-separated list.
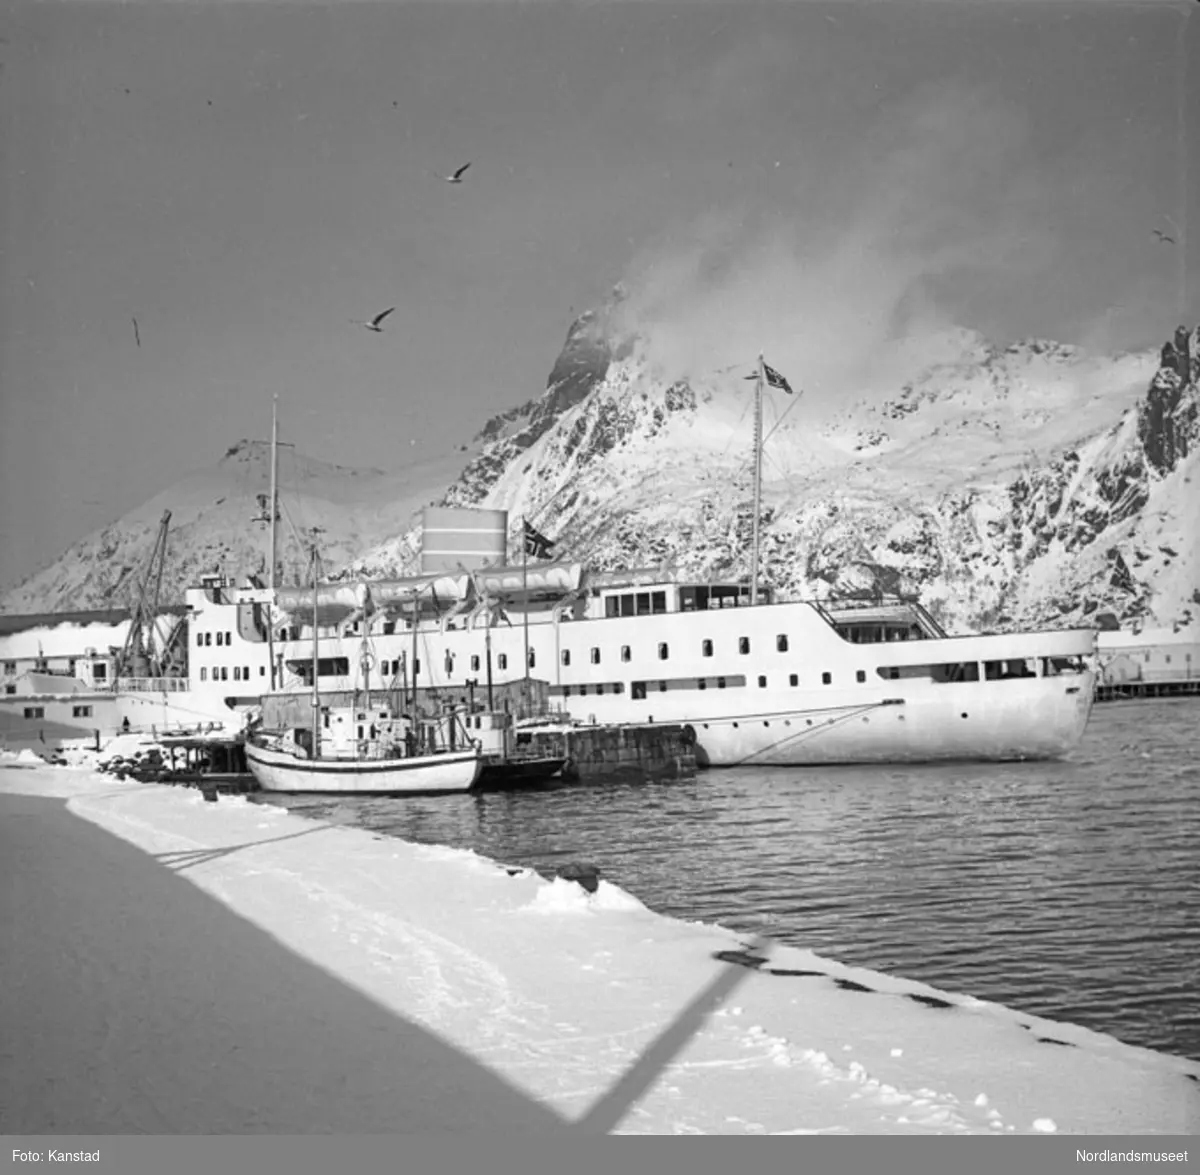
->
[132, 317, 141, 347]
[1153, 229, 1176, 244]
[439, 162, 472, 184]
[352, 307, 396, 333]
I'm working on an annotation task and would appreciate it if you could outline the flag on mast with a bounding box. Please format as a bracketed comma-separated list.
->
[763, 362, 793, 394]
[744, 359, 794, 394]
[523, 520, 556, 560]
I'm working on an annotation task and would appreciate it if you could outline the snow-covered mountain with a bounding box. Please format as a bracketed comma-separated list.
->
[5, 298, 1197, 635]
[0, 441, 464, 615]
[353, 303, 1199, 634]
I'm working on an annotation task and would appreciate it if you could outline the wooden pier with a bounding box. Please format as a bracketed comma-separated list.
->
[1094, 679, 1200, 703]
[96, 733, 255, 799]
[525, 723, 696, 784]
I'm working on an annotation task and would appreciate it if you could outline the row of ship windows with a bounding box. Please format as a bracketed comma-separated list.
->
[196, 632, 235, 647]
[258, 635, 796, 677]
[20, 705, 94, 718]
[545, 658, 1088, 698]
[198, 666, 266, 682]
[550, 673, 844, 698]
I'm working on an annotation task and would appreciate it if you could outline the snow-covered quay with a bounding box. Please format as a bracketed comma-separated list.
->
[2, 756, 1197, 1136]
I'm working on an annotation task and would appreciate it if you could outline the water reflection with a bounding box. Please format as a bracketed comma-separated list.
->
[255, 700, 1200, 1062]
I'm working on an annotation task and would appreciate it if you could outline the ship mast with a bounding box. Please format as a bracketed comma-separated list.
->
[749, 353, 765, 607]
[268, 394, 279, 689]
[309, 538, 321, 760]
[521, 514, 531, 708]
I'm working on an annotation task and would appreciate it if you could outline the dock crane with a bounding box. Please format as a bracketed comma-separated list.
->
[117, 509, 172, 679]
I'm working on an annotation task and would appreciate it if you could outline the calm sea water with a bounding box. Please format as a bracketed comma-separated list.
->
[255, 698, 1200, 1063]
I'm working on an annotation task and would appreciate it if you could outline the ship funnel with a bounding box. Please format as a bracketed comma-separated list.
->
[420, 507, 508, 573]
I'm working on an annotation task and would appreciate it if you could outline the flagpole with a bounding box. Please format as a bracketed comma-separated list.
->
[750, 353, 765, 607]
[521, 515, 531, 708]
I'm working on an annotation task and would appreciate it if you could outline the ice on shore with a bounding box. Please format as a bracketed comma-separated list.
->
[3, 766, 1197, 1135]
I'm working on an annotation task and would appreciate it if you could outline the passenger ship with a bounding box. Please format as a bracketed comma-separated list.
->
[179, 372, 1097, 769]
[179, 560, 1097, 768]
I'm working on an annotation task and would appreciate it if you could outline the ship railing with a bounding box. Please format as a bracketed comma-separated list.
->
[113, 676, 191, 693]
[513, 703, 571, 726]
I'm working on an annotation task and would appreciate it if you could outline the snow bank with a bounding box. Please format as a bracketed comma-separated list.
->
[2, 767, 1197, 1135]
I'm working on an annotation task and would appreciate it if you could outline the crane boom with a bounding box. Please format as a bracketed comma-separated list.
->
[118, 510, 172, 679]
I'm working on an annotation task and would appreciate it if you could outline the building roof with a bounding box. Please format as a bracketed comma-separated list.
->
[0, 606, 187, 639]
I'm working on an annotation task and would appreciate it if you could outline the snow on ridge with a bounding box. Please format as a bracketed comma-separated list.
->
[5, 308, 1196, 636]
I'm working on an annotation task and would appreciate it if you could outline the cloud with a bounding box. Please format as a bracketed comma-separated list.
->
[612, 80, 1060, 409]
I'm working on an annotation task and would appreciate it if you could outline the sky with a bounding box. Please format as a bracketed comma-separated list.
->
[0, 0, 1195, 589]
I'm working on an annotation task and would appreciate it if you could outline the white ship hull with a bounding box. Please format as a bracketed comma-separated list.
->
[244, 739, 481, 795]
[675, 673, 1096, 767]
[178, 563, 1103, 769]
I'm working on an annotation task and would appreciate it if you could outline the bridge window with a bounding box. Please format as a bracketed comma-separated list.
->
[856, 670, 866, 683]
[984, 659, 1036, 681]
[196, 633, 203, 647]
[201, 668, 208, 684]
[658, 680, 667, 692]
[632, 681, 647, 700]
[876, 662, 981, 683]
[702, 639, 713, 657]
[591, 648, 601, 664]
[621, 645, 631, 662]
[561, 650, 571, 667]
[226, 632, 232, 645]
[72, 705, 93, 718]
[527, 649, 536, 668]
[822, 672, 831, 684]
[789, 673, 798, 686]
[216, 632, 224, 646]
[23, 707, 44, 719]
[658, 643, 669, 660]
[717, 676, 727, 689]
[739, 637, 750, 654]
[758, 675, 766, 688]
[498, 654, 507, 670]
[93, 664, 106, 681]
[777, 635, 788, 652]
[204, 633, 212, 647]
[1042, 656, 1084, 677]
[233, 667, 241, 681]
[471, 655, 481, 671]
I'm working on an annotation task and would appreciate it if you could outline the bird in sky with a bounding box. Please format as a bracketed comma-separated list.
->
[1153, 229, 1176, 244]
[352, 307, 396, 333]
[438, 162, 472, 184]
[131, 317, 141, 347]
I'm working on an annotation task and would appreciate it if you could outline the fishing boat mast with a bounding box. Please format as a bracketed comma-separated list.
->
[309, 538, 321, 760]
[268, 394, 280, 689]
